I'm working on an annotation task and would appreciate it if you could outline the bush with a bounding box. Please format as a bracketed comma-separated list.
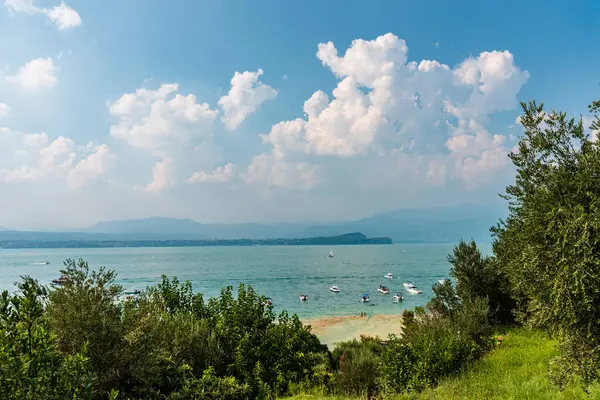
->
[46, 259, 124, 395]
[0, 277, 94, 399]
[330, 337, 382, 396]
[381, 297, 493, 393]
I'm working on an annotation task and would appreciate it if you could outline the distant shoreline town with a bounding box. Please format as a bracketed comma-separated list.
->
[0, 232, 392, 249]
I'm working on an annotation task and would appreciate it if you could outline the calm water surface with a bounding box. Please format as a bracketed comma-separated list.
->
[0, 243, 491, 318]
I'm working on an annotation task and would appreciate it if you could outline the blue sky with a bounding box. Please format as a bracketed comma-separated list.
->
[0, 0, 598, 229]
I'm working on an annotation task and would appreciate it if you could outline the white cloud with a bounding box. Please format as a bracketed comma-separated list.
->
[0, 103, 11, 118]
[22, 132, 48, 147]
[218, 69, 278, 131]
[245, 154, 318, 190]
[144, 159, 174, 193]
[189, 163, 235, 183]
[109, 83, 218, 158]
[0, 129, 113, 187]
[6, 58, 58, 91]
[251, 33, 528, 188]
[4, 0, 81, 30]
[67, 145, 116, 188]
[45, 1, 81, 30]
[4, 0, 38, 14]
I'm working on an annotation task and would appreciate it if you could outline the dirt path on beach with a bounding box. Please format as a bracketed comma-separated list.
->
[303, 314, 403, 347]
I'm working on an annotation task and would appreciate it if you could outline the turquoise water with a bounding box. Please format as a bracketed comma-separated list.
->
[0, 243, 491, 318]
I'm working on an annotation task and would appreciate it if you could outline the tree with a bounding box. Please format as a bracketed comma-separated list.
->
[0, 277, 94, 399]
[492, 100, 600, 385]
[446, 240, 515, 325]
[46, 259, 124, 395]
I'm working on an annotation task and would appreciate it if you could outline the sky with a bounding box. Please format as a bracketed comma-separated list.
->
[0, 0, 599, 230]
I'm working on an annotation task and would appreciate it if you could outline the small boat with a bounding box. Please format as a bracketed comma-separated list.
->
[44, 261, 50, 265]
[361, 293, 370, 302]
[393, 293, 404, 303]
[404, 283, 423, 294]
[51, 275, 70, 286]
[330, 286, 340, 293]
[403, 282, 416, 289]
[328, 248, 335, 258]
[299, 294, 308, 301]
[384, 273, 393, 279]
[377, 285, 390, 294]
[264, 298, 273, 306]
[124, 288, 141, 295]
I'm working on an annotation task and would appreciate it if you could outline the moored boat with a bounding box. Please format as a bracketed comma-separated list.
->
[393, 293, 404, 303]
[361, 293, 370, 302]
[377, 285, 390, 294]
[264, 298, 273, 306]
[299, 294, 308, 301]
[384, 273, 393, 279]
[330, 286, 340, 293]
[328, 248, 335, 258]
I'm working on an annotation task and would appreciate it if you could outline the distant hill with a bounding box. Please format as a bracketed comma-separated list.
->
[0, 204, 505, 243]
[80, 204, 504, 243]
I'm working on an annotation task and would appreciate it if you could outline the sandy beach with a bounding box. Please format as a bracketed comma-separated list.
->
[303, 314, 404, 347]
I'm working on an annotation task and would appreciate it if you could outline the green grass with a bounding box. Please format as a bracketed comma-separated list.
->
[283, 328, 600, 400]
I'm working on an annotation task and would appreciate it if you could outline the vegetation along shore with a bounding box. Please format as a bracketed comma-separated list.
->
[2, 100, 600, 399]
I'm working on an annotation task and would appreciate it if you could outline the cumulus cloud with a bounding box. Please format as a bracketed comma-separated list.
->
[4, 0, 81, 30]
[189, 163, 235, 183]
[250, 33, 528, 189]
[109, 83, 218, 157]
[0, 129, 113, 187]
[6, 58, 58, 90]
[108, 83, 221, 191]
[218, 69, 278, 131]
[143, 159, 174, 193]
[45, 1, 81, 30]
[67, 145, 116, 188]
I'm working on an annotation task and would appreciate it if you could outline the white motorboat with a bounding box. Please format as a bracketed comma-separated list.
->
[393, 293, 404, 303]
[384, 273, 393, 279]
[328, 249, 335, 258]
[404, 283, 423, 294]
[330, 286, 340, 293]
[361, 294, 370, 302]
[299, 294, 308, 301]
[124, 288, 140, 295]
[377, 285, 390, 294]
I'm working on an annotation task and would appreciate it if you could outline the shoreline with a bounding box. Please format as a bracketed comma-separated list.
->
[302, 313, 404, 347]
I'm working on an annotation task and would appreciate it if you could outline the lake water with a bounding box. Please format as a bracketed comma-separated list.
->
[0, 243, 491, 318]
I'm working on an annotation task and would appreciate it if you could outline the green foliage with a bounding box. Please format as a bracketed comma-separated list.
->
[330, 337, 383, 396]
[46, 258, 124, 395]
[446, 240, 515, 325]
[381, 298, 493, 394]
[492, 100, 600, 385]
[37, 260, 327, 399]
[166, 366, 252, 400]
[0, 277, 94, 399]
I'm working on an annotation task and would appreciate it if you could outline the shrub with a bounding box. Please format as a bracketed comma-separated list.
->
[46, 259, 124, 395]
[0, 277, 94, 399]
[331, 337, 382, 396]
[381, 297, 493, 393]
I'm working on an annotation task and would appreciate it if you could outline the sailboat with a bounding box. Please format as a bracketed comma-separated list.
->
[328, 248, 334, 258]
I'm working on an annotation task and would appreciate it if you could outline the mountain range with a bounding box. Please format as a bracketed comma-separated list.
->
[0, 204, 506, 243]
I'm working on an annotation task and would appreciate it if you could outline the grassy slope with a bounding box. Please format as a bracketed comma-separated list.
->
[284, 328, 600, 400]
